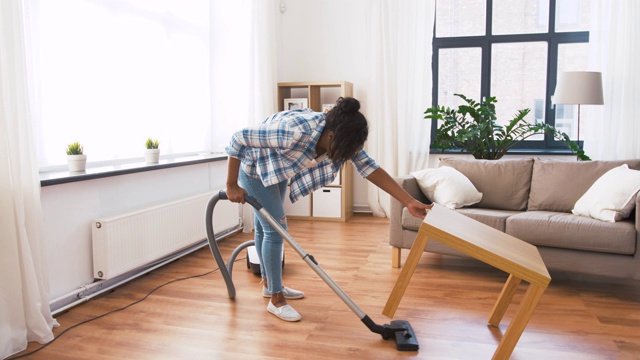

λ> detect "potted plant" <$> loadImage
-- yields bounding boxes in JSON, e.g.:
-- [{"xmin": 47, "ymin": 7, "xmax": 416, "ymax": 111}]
[
  {"xmin": 145, "ymin": 138, "xmax": 160, "ymax": 164},
  {"xmin": 425, "ymin": 94, "xmax": 590, "ymax": 160},
  {"xmin": 66, "ymin": 141, "xmax": 87, "ymax": 172}
]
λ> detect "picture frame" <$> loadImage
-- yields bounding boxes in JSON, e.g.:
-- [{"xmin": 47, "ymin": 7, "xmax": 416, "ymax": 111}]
[
  {"xmin": 284, "ymin": 98, "xmax": 308, "ymax": 110},
  {"xmin": 322, "ymin": 103, "xmax": 335, "ymax": 113}
]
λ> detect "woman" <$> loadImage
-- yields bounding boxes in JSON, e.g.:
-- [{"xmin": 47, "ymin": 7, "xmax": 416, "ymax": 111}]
[{"xmin": 225, "ymin": 97, "xmax": 430, "ymax": 322}]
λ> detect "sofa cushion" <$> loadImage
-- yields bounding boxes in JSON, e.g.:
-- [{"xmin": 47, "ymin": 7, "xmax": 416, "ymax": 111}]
[
  {"xmin": 439, "ymin": 157, "xmax": 534, "ymax": 211},
  {"xmin": 506, "ymin": 211, "xmax": 637, "ymax": 255},
  {"xmin": 572, "ymin": 164, "xmax": 640, "ymax": 222},
  {"xmin": 527, "ymin": 159, "xmax": 640, "ymax": 212},
  {"xmin": 410, "ymin": 166, "xmax": 482, "ymax": 209},
  {"xmin": 455, "ymin": 208, "xmax": 521, "ymax": 233}
]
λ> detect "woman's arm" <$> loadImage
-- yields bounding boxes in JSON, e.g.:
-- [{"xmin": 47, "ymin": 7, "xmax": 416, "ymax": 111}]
[
  {"xmin": 366, "ymin": 167, "xmax": 431, "ymax": 218},
  {"xmin": 226, "ymin": 156, "xmax": 248, "ymax": 203}
]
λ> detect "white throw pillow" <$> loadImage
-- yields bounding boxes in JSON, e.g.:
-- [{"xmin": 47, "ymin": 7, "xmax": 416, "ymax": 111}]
[
  {"xmin": 410, "ymin": 166, "xmax": 482, "ymax": 209},
  {"xmin": 572, "ymin": 164, "xmax": 640, "ymax": 222}
]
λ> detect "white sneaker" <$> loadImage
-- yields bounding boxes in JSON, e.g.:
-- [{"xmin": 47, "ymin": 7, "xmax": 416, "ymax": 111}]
[
  {"xmin": 267, "ymin": 301, "xmax": 301, "ymax": 322},
  {"xmin": 262, "ymin": 286, "xmax": 304, "ymax": 299}
]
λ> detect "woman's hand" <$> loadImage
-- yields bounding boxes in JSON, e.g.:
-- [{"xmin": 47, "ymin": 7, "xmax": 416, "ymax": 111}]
[
  {"xmin": 406, "ymin": 199, "xmax": 432, "ymax": 219},
  {"xmin": 225, "ymin": 156, "xmax": 247, "ymax": 203},
  {"xmin": 364, "ymin": 168, "xmax": 433, "ymax": 219},
  {"xmin": 226, "ymin": 183, "xmax": 248, "ymax": 204}
]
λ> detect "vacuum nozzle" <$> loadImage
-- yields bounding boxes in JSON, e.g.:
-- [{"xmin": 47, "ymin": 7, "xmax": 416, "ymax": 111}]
[
  {"xmin": 389, "ymin": 320, "xmax": 419, "ymax": 351},
  {"xmin": 361, "ymin": 316, "xmax": 419, "ymax": 351}
]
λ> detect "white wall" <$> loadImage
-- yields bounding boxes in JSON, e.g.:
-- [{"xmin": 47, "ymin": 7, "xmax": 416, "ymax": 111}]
[
  {"xmin": 278, "ymin": 0, "xmax": 372, "ymax": 211},
  {"xmin": 41, "ymin": 160, "xmax": 231, "ymax": 300}
]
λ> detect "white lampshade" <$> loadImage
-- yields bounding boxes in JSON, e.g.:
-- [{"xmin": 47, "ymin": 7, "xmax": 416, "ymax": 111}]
[{"xmin": 553, "ymin": 71, "xmax": 604, "ymax": 105}]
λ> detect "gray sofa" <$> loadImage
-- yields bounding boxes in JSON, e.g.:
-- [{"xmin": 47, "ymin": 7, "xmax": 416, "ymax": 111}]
[{"xmin": 390, "ymin": 158, "xmax": 640, "ymax": 280}]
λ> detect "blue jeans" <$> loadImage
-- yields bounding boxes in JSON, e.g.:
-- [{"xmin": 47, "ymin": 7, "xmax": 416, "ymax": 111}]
[{"xmin": 238, "ymin": 170, "xmax": 288, "ymax": 294}]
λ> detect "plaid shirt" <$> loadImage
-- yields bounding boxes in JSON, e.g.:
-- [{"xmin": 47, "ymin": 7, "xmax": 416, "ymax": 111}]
[{"xmin": 226, "ymin": 109, "xmax": 380, "ymax": 203}]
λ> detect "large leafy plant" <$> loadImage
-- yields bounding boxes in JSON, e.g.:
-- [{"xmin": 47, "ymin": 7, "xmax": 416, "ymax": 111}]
[{"xmin": 425, "ymin": 94, "xmax": 590, "ymax": 160}]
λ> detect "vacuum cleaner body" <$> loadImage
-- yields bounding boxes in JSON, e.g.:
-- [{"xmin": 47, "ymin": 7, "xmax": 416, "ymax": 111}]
[
  {"xmin": 246, "ymin": 245, "xmax": 261, "ymax": 275},
  {"xmin": 205, "ymin": 191, "xmax": 419, "ymax": 352},
  {"xmin": 246, "ymin": 244, "xmax": 284, "ymax": 276}
]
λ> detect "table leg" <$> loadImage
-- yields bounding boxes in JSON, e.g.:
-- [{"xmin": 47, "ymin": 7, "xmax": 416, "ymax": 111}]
[
  {"xmin": 488, "ymin": 274, "xmax": 522, "ymax": 327},
  {"xmin": 492, "ymin": 284, "xmax": 547, "ymax": 360},
  {"xmin": 382, "ymin": 231, "xmax": 430, "ymax": 318}
]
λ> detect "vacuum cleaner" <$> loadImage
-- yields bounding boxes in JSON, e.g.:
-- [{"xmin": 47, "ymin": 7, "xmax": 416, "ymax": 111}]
[{"xmin": 205, "ymin": 190, "xmax": 419, "ymax": 351}]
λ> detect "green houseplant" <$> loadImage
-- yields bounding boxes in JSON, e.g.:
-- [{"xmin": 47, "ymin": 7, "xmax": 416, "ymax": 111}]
[
  {"xmin": 66, "ymin": 141, "xmax": 87, "ymax": 172},
  {"xmin": 145, "ymin": 138, "xmax": 160, "ymax": 149},
  {"xmin": 425, "ymin": 94, "xmax": 590, "ymax": 160},
  {"xmin": 65, "ymin": 141, "xmax": 83, "ymax": 155},
  {"xmin": 145, "ymin": 138, "xmax": 160, "ymax": 164}
]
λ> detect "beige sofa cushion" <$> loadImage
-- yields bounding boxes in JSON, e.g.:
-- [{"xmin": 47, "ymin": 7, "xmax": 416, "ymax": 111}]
[
  {"xmin": 439, "ymin": 158, "xmax": 534, "ymax": 211},
  {"xmin": 527, "ymin": 159, "xmax": 640, "ymax": 212},
  {"xmin": 506, "ymin": 211, "xmax": 637, "ymax": 255},
  {"xmin": 455, "ymin": 208, "xmax": 521, "ymax": 233}
]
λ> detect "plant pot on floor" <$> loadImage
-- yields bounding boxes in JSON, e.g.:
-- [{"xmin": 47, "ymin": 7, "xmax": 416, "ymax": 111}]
[
  {"xmin": 67, "ymin": 154, "xmax": 87, "ymax": 172},
  {"xmin": 145, "ymin": 149, "xmax": 160, "ymax": 164}
]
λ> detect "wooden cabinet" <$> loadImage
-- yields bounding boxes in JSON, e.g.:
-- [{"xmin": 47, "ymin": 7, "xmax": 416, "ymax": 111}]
[{"xmin": 278, "ymin": 81, "xmax": 353, "ymax": 222}]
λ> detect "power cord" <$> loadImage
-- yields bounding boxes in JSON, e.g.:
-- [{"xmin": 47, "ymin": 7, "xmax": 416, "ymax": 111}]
[{"xmin": 8, "ymin": 257, "xmax": 245, "ymax": 359}]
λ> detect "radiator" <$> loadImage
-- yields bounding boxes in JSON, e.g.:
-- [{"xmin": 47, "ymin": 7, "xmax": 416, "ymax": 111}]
[{"xmin": 92, "ymin": 191, "xmax": 240, "ymax": 280}]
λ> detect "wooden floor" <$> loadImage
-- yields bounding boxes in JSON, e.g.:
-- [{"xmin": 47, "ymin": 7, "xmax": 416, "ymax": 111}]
[{"xmin": 13, "ymin": 215, "xmax": 640, "ymax": 359}]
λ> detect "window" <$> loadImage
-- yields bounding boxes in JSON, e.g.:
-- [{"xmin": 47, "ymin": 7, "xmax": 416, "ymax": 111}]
[
  {"xmin": 27, "ymin": 0, "xmax": 212, "ymax": 167},
  {"xmin": 432, "ymin": 0, "xmax": 591, "ymax": 152}
]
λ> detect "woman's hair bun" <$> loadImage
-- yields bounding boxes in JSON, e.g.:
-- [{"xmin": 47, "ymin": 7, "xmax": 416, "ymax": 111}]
[{"xmin": 335, "ymin": 97, "xmax": 360, "ymax": 113}]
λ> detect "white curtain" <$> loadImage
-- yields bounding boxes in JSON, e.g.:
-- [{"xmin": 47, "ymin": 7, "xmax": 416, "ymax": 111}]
[
  {"xmin": 586, "ymin": 0, "xmax": 640, "ymax": 160},
  {"xmin": 210, "ymin": 0, "xmax": 278, "ymax": 230},
  {"xmin": 365, "ymin": 0, "xmax": 435, "ymax": 217},
  {"xmin": 210, "ymin": 0, "xmax": 278, "ymax": 150},
  {"xmin": 1, "ymin": 1, "xmax": 58, "ymax": 358}
]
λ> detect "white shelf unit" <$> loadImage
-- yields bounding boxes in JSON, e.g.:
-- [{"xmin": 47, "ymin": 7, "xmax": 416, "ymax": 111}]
[{"xmin": 278, "ymin": 81, "xmax": 354, "ymax": 222}]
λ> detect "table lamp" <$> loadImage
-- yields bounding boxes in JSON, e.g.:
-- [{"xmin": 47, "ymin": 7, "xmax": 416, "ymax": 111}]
[{"xmin": 552, "ymin": 71, "xmax": 604, "ymax": 144}]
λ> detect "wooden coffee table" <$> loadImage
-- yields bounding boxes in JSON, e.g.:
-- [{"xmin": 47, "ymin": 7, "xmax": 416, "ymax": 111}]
[{"xmin": 383, "ymin": 204, "xmax": 551, "ymax": 359}]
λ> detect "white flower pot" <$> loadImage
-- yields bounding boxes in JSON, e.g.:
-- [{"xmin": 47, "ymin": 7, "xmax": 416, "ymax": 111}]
[
  {"xmin": 67, "ymin": 154, "xmax": 87, "ymax": 173},
  {"xmin": 145, "ymin": 149, "xmax": 160, "ymax": 164}
]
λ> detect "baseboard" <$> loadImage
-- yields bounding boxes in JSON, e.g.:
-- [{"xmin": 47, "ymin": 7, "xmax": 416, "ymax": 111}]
[{"xmin": 353, "ymin": 205, "xmax": 372, "ymax": 213}]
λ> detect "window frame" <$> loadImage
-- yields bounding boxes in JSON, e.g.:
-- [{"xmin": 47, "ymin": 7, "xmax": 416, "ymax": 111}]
[{"xmin": 430, "ymin": 0, "xmax": 589, "ymax": 153}]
